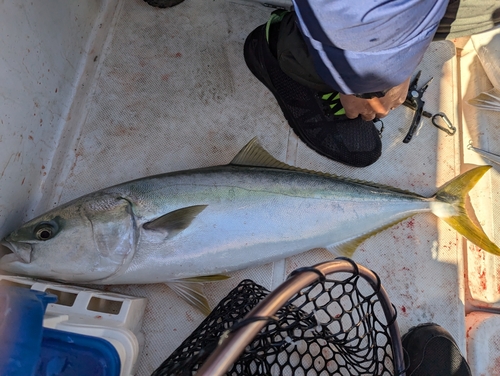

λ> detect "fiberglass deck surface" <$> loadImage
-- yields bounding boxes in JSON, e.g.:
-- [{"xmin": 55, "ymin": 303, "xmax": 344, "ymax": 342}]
[{"xmin": 47, "ymin": 0, "xmax": 468, "ymax": 374}]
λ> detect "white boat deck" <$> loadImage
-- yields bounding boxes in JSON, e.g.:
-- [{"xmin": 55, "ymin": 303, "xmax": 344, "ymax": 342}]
[{"xmin": 1, "ymin": 0, "xmax": 499, "ymax": 374}]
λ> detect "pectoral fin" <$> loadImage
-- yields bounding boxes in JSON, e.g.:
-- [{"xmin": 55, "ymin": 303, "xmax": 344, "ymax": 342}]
[
  {"xmin": 166, "ymin": 274, "xmax": 230, "ymax": 316},
  {"xmin": 143, "ymin": 205, "xmax": 208, "ymax": 239}
]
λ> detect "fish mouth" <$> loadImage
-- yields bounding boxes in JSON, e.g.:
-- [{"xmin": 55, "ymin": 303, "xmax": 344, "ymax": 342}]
[{"xmin": 0, "ymin": 240, "xmax": 32, "ymax": 264}]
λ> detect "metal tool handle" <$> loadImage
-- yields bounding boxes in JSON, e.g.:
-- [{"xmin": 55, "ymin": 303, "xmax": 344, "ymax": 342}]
[{"xmin": 403, "ymin": 105, "xmax": 423, "ymax": 143}]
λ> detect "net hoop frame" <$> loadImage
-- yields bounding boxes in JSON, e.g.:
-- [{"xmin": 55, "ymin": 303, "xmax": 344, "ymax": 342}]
[{"xmin": 196, "ymin": 257, "xmax": 406, "ymax": 375}]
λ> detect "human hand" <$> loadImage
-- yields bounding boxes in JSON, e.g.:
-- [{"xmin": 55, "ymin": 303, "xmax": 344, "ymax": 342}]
[{"xmin": 339, "ymin": 77, "xmax": 411, "ymax": 121}]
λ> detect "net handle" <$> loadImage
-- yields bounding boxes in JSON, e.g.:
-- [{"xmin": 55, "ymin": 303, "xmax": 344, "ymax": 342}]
[{"xmin": 196, "ymin": 258, "xmax": 406, "ymax": 376}]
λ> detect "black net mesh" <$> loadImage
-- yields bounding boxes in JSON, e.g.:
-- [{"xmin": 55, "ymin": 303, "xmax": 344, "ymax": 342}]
[{"xmin": 152, "ymin": 263, "xmax": 400, "ymax": 376}]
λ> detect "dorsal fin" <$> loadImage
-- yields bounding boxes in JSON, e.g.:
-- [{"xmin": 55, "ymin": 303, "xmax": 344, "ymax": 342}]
[
  {"xmin": 230, "ymin": 137, "xmax": 294, "ymax": 170},
  {"xmin": 231, "ymin": 138, "xmax": 424, "ymax": 197}
]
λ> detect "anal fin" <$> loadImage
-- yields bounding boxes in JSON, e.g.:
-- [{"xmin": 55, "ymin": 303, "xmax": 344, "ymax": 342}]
[{"xmin": 328, "ymin": 215, "xmax": 413, "ymax": 258}]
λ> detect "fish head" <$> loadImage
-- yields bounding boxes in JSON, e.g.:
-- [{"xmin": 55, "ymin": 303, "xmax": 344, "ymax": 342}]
[{"xmin": 0, "ymin": 194, "xmax": 137, "ymax": 283}]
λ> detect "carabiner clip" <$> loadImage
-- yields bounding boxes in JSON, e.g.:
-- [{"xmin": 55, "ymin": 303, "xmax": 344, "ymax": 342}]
[{"xmin": 431, "ymin": 112, "xmax": 456, "ymax": 136}]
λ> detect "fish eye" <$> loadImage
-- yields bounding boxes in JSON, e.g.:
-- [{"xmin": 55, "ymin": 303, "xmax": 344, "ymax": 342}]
[{"xmin": 34, "ymin": 223, "xmax": 56, "ymax": 241}]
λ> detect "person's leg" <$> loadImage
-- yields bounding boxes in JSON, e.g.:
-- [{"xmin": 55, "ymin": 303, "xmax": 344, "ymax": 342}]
[
  {"xmin": 276, "ymin": 1, "xmax": 500, "ymax": 91},
  {"xmin": 244, "ymin": 1, "xmax": 499, "ymax": 166},
  {"xmin": 435, "ymin": 0, "xmax": 500, "ymax": 40},
  {"xmin": 402, "ymin": 323, "xmax": 472, "ymax": 375},
  {"xmin": 244, "ymin": 11, "xmax": 382, "ymax": 167},
  {"xmin": 275, "ymin": 12, "xmax": 332, "ymax": 93}
]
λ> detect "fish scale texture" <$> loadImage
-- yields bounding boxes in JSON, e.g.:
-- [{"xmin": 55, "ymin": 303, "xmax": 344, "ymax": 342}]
[{"xmin": 52, "ymin": 0, "xmax": 464, "ymax": 374}]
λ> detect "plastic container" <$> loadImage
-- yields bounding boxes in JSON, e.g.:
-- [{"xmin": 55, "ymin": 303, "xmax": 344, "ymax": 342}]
[
  {"xmin": 38, "ymin": 327, "xmax": 121, "ymax": 376},
  {"xmin": 0, "ymin": 276, "xmax": 147, "ymax": 376},
  {"xmin": 0, "ymin": 284, "xmax": 122, "ymax": 376}
]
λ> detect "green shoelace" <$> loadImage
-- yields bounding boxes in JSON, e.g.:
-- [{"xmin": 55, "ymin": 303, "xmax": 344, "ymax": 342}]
[{"xmin": 321, "ymin": 92, "xmax": 346, "ymax": 116}]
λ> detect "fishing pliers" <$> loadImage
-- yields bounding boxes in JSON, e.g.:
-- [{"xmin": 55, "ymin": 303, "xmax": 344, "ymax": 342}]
[{"xmin": 402, "ymin": 71, "xmax": 456, "ymax": 143}]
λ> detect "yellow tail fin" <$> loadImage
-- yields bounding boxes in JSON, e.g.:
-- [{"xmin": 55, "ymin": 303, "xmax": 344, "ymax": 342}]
[{"xmin": 433, "ymin": 166, "xmax": 500, "ymax": 256}]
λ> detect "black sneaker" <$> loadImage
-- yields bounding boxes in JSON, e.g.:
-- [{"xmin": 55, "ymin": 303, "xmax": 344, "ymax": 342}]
[
  {"xmin": 402, "ymin": 323, "xmax": 472, "ymax": 376},
  {"xmin": 243, "ymin": 18, "xmax": 382, "ymax": 167}
]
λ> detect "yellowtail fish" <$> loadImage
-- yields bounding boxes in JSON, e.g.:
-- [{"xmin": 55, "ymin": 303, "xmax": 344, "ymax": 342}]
[{"xmin": 1, "ymin": 139, "xmax": 498, "ymax": 314}]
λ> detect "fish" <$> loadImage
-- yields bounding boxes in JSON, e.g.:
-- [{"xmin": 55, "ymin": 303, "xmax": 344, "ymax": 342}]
[{"xmin": 1, "ymin": 138, "xmax": 499, "ymax": 314}]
